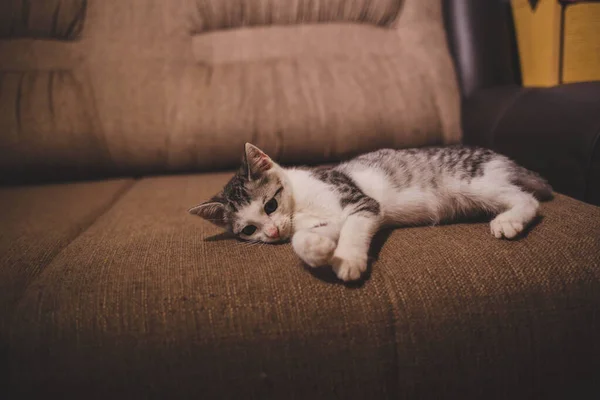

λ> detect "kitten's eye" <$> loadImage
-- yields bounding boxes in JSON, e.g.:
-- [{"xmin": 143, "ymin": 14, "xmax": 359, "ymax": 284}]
[
  {"xmin": 264, "ymin": 198, "xmax": 278, "ymax": 215},
  {"xmin": 241, "ymin": 225, "xmax": 257, "ymax": 236}
]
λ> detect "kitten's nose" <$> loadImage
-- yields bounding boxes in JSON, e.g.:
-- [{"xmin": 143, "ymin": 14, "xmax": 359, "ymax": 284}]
[{"xmin": 265, "ymin": 226, "xmax": 280, "ymax": 239}]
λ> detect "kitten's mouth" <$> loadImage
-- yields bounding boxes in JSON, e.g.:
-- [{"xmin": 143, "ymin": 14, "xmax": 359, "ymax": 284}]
[
  {"xmin": 263, "ymin": 232, "xmax": 289, "ymax": 244},
  {"xmin": 275, "ymin": 224, "xmax": 292, "ymax": 242}
]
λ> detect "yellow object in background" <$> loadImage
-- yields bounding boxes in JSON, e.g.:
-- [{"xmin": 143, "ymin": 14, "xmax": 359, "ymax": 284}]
[
  {"xmin": 563, "ymin": 3, "xmax": 600, "ymax": 83},
  {"xmin": 511, "ymin": 0, "xmax": 561, "ymax": 87},
  {"xmin": 511, "ymin": 0, "xmax": 600, "ymax": 87}
]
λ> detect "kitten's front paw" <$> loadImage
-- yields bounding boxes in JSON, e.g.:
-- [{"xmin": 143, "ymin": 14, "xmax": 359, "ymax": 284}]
[
  {"xmin": 331, "ymin": 255, "xmax": 367, "ymax": 282},
  {"xmin": 490, "ymin": 215, "xmax": 524, "ymax": 239},
  {"xmin": 292, "ymin": 232, "xmax": 336, "ymax": 268}
]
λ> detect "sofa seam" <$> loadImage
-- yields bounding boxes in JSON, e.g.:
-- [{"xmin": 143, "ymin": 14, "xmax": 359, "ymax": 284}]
[
  {"xmin": 67, "ymin": 178, "xmax": 138, "ymax": 244},
  {"xmin": 25, "ymin": 178, "xmax": 137, "ymax": 275},
  {"xmin": 6, "ymin": 178, "xmax": 138, "ymax": 338}
]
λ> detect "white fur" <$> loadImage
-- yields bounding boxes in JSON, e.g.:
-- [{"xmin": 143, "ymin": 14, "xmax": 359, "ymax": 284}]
[
  {"xmin": 279, "ymin": 160, "xmax": 539, "ymax": 281},
  {"xmin": 208, "ymin": 150, "xmax": 541, "ymax": 282}
]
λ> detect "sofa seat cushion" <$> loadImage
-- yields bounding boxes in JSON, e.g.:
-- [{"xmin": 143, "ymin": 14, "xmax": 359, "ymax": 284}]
[
  {"xmin": 6, "ymin": 173, "xmax": 600, "ymax": 399},
  {"xmin": 0, "ymin": 179, "xmax": 133, "ymax": 343}
]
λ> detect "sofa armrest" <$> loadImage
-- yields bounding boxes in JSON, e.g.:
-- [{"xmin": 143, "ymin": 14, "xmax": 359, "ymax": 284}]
[
  {"xmin": 443, "ymin": 0, "xmax": 520, "ymax": 98},
  {"xmin": 462, "ymin": 82, "xmax": 600, "ymax": 206}
]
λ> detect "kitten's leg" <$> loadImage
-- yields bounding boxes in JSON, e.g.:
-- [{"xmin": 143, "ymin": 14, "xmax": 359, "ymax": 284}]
[
  {"xmin": 292, "ymin": 223, "xmax": 340, "ymax": 268},
  {"xmin": 489, "ymin": 188, "xmax": 539, "ymax": 239},
  {"xmin": 331, "ymin": 214, "xmax": 381, "ymax": 281}
]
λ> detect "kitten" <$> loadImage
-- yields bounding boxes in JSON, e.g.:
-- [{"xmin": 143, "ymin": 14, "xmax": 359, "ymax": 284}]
[{"xmin": 189, "ymin": 143, "xmax": 552, "ymax": 281}]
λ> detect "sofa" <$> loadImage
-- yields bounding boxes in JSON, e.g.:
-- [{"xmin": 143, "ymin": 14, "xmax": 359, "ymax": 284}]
[{"xmin": 1, "ymin": 0, "xmax": 599, "ymax": 399}]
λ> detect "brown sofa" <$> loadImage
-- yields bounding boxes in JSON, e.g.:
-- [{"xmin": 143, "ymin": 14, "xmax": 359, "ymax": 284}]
[{"xmin": 1, "ymin": 1, "xmax": 599, "ymax": 399}]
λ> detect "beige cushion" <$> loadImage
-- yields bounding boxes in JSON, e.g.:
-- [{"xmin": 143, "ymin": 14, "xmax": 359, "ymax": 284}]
[
  {"xmin": 0, "ymin": 70, "xmax": 114, "ymax": 183},
  {"xmin": 0, "ymin": 0, "xmax": 460, "ymax": 182}
]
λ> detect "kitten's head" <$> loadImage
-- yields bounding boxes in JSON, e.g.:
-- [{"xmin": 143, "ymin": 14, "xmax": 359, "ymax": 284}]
[{"xmin": 189, "ymin": 143, "xmax": 294, "ymax": 243}]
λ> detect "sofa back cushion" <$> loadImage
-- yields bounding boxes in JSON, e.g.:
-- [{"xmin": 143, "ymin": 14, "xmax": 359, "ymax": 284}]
[{"xmin": 0, "ymin": 0, "xmax": 460, "ymax": 183}]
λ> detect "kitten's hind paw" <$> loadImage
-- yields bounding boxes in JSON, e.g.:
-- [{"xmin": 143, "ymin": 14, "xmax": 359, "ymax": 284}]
[
  {"xmin": 331, "ymin": 256, "xmax": 367, "ymax": 282},
  {"xmin": 292, "ymin": 232, "xmax": 336, "ymax": 268},
  {"xmin": 490, "ymin": 216, "xmax": 524, "ymax": 239}
]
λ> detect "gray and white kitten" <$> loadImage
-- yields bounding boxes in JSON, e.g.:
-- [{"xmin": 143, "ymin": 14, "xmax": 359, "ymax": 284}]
[{"xmin": 190, "ymin": 143, "xmax": 552, "ymax": 281}]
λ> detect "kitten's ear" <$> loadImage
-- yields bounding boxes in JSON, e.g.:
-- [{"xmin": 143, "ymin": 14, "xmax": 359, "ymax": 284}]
[
  {"xmin": 188, "ymin": 201, "xmax": 227, "ymax": 228},
  {"xmin": 244, "ymin": 143, "xmax": 273, "ymax": 180}
]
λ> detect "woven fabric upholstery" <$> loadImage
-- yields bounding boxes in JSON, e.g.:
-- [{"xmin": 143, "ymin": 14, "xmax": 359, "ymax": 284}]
[
  {"xmin": 5, "ymin": 173, "xmax": 599, "ymax": 399},
  {"xmin": 0, "ymin": 178, "xmax": 132, "ymax": 348}
]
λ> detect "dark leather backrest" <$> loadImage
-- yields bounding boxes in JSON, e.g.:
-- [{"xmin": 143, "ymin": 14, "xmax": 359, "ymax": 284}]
[{"xmin": 443, "ymin": 0, "xmax": 521, "ymax": 98}]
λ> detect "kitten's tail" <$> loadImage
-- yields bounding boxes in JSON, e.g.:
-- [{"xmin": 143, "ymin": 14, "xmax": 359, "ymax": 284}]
[{"xmin": 512, "ymin": 166, "xmax": 554, "ymax": 201}]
